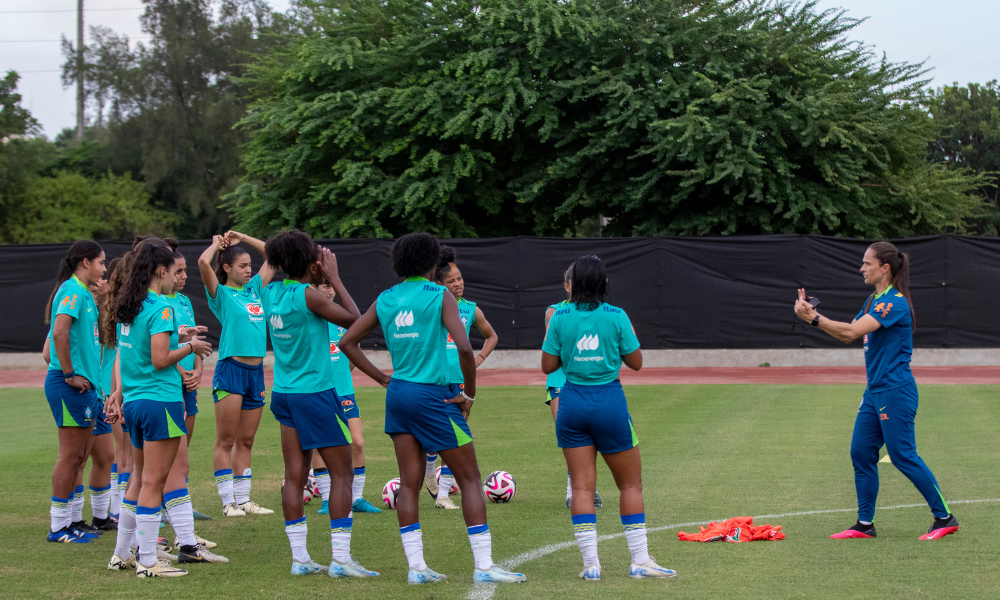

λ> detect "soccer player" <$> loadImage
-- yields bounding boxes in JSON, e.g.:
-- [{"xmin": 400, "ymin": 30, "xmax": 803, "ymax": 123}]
[
  {"xmin": 104, "ymin": 241, "xmax": 213, "ymax": 578},
  {"xmin": 426, "ymin": 245, "xmax": 498, "ymax": 510},
  {"xmin": 198, "ymin": 231, "xmax": 275, "ymax": 516},
  {"xmin": 43, "ymin": 240, "xmax": 107, "ymax": 544},
  {"xmin": 261, "ymin": 229, "xmax": 378, "ymax": 578},
  {"xmin": 102, "ymin": 258, "xmax": 132, "ymax": 524},
  {"xmin": 340, "ymin": 232, "xmax": 526, "ymax": 585},
  {"xmin": 312, "ymin": 281, "xmax": 382, "ymax": 515},
  {"xmin": 794, "ymin": 241, "xmax": 959, "ymax": 540},
  {"xmin": 545, "ymin": 264, "xmax": 602, "ymax": 509},
  {"xmin": 541, "ymin": 255, "xmax": 675, "ymax": 581}
]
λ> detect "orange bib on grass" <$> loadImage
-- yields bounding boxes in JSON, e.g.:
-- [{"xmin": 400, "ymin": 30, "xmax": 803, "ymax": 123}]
[{"xmin": 678, "ymin": 517, "xmax": 785, "ymax": 543}]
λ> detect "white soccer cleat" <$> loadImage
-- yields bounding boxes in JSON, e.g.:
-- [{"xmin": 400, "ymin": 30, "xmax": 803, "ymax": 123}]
[
  {"xmin": 222, "ymin": 502, "xmax": 246, "ymax": 517},
  {"xmin": 579, "ymin": 564, "xmax": 601, "ymax": 581},
  {"xmin": 435, "ymin": 497, "xmax": 460, "ymax": 510},
  {"xmin": 291, "ymin": 560, "xmax": 326, "ymax": 575},
  {"xmin": 108, "ymin": 553, "xmax": 136, "ymax": 571},
  {"xmin": 424, "ymin": 472, "xmax": 439, "ymax": 496},
  {"xmin": 629, "ymin": 557, "xmax": 676, "ymax": 579},
  {"xmin": 328, "ymin": 557, "xmax": 379, "ymax": 578},
  {"xmin": 473, "ymin": 565, "xmax": 527, "ymax": 583},
  {"xmin": 238, "ymin": 500, "xmax": 274, "ymax": 515},
  {"xmin": 407, "ymin": 567, "xmax": 447, "ymax": 584},
  {"xmin": 157, "ymin": 547, "xmax": 178, "ymax": 562},
  {"xmin": 136, "ymin": 559, "xmax": 188, "ymax": 578}
]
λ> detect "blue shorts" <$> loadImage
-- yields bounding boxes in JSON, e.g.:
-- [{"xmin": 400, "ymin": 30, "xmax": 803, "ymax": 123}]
[
  {"xmin": 44, "ymin": 370, "xmax": 100, "ymax": 428},
  {"xmin": 93, "ymin": 404, "xmax": 112, "ymax": 436},
  {"xmin": 271, "ymin": 388, "xmax": 351, "ymax": 450},
  {"xmin": 556, "ymin": 381, "xmax": 637, "ymax": 454},
  {"xmin": 183, "ymin": 390, "xmax": 198, "ymax": 416},
  {"xmin": 212, "ymin": 358, "xmax": 266, "ymax": 409},
  {"xmin": 123, "ymin": 398, "xmax": 188, "ymax": 449},
  {"xmin": 384, "ymin": 379, "xmax": 473, "ymax": 454},
  {"xmin": 339, "ymin": 393, "xmax": 359, "ymax": 420},
  {"xmin": 546, "ymin": 387, "xmax": 561, "ymax": 405}
]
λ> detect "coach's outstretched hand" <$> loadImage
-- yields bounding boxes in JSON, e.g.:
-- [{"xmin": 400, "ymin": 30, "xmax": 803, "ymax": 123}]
[{"xmin": 794, "ymin": 288, "xmax": 817, "ymax": 322}]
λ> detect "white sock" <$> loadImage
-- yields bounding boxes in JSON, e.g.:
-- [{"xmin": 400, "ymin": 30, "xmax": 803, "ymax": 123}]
[
  {"xmin": 468, "ymin": 524, "xmax": 493, "ymax": 570},
  {"xmin": 352, "ymin": 467, "xmax": 366, "ymax": 503},
  {"xmin": 437, "ymin": 466, "xmax": 453, "ymax": 501},
  {"xmin": 859, "ymin": 520, "xmax": 872, "ymax": 525},
  {"xmin": 50, "ymin": 496, "xmax": 70, "ymax": 533},
  {"xmin": 165, "ymin": 488, "xmax": 196, "ymax": 547},
  {"xmin": 114, "ymin": 500, "xmax": 137, "ymax": 558},
  {"xmin": 400, "ymin": 523, "xmax": 426, "ymax": 571},
  {"xmin": 71, "ymin": 485, "xmax": 84, "ymax": 522},
  {"xmin": 425, "ymin": 454, "xmax": 437, "ymax": 476},
  {"xmin": 314, "ymin": 468, "xmax": 331, "ymax": 502},
  {"xmin": 566, "ymin": 472, "xmax": 573, "ymax": 499},
  {"xmin": 572, "ymin": 514, "xmax": 599, "ymax": 568},
  {"xmin": 90, "ymin": 485, "xmax": 112, "ymax": 519},
  {"xmin": 109, "ymin": 465, "xmax": 119, "ymax": 516},
  {"xmin": 214, "ymin": 469, "xmax": 234, "ymax": 505},
  {"xmin": 330, "ymin": 517, "xmax": 352, "ymax": 563},
  {"xmin": 234, "ymin": 469, "xmax": 252, "ymax": 504},
  {"xmin": 621, "ymin": 513, "xmax": 650, "ymax": 565},
  {"xmin": 285, "ymin": 517, "xmax": 310, "ymax": 563},
  {"xmin": 135, "ymin": 506, "xmax": 162, "ymax": 568}
]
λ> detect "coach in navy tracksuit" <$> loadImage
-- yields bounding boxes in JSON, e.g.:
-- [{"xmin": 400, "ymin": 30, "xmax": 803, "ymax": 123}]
[{"xmin": 794, "ymin": 241, "xmax": 958, "ymax": 541}]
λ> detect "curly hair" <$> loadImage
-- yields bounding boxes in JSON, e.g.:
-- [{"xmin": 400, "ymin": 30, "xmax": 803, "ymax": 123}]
[
  {"xmin": 264, "ymin": 229, "xmax": 318, "ymax": 278},
  {"xmin": 109, "ymin": 242, "xmax": 176, "ymax": 332},
  {"xmin": 215, "ymin": 245, "xmax": 249, "ymax": 285},
  {"xmin": 435, "ymin": 245, "xmax": 458, "ymax": 282},
  {"xmin": 99, "ymin": 257, "xmax": 122, "ymax": 348},
  {"xmin": 390, "ymin": 233, "xmax": 440, "ymax": 278},
  {"xmin": 44, "ymin": 240, "xmax": 104, "ymax": 325},
  {"xmin": 570, "ymin": 255, "xmax": 608, "ymax": 311}
]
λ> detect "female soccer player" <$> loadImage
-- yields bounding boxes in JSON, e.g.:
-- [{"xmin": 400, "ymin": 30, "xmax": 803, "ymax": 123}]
[
  {"xmin": 199, "ymin": 231, "xmax": 275, "ymax": 516},
  {"xmin": 104, "ymin": 241, "xmax": 213, "ymax": 578},
  {"xmin": 312, "ymin": 281, "xmax": 382, "ymax": 516},
  {"xmin": 44, "ymin": 240, "xmax": 106, "ymax": 544},
  {"xmin": 425, "ymin": 246, "xmax": 498, "ymax": 510},
  {"xmin": 261, "ymin": 230, "xmax": 377, "ymax": 577},
  {"xmin": 544, "ymin": 264, "xmax": 602, "ymax": 509},
  {"xmin": 164, "ymin": 239, "xmax": 203, "ymax": 442},
  {"xmin": 102, "ymin": 258, "xmax": 131, "ymax": 523},
  {"xmin": 794, "ymin": 241, "xmax": 958, "ymax": 540},
  {"xmin": 541, "ymin": 255, "xmax": 675, "ymax": 581},
  {"xmin": 340, "ymin": 232, "xmax": 526, "ymax": 585}
]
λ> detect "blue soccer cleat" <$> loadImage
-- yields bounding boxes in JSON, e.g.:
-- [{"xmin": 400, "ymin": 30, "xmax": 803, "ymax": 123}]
[
  {"xmin": 352, "ymin": 498, "xmax": 382, "ymax": 513},
  {"xmin": 579, "ymin": 564, "xmax": 601, "ymax": 581},
  {"xmin": 291, "ymin": 560, "xmax": 327, "ymax": 575},
  {"xmin": 473, "ymin": 565, "xmax": 527, "ymax": 584},
  {"xmin": 47, "ymin": 527, "xmax": 90, "ymax": 543},
  {"xmin": 407, "ymin": 567, "xmax": 447, "ymax": 584},
  {"xmin": 629, "ymin": 557, "xmax": 677, "ymax": 579},
  {"xmin": 328, "ymin": 557, "xmax": 379, "ymax": 578},
  {"xmin": 317, "ymin": 500, "xmax": 329, "ymax": 515}
]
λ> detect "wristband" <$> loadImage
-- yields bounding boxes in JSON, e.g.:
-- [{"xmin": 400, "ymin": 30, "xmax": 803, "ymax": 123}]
[
  {"xmin": 63, "ymin": 371, "xmax": 76, "ymax": 378},
  {"xmin": 461, "ymin": 391, "xmax": 475, "ymax": 402},
  {"xmin": 811, "ymin": 315, "xmax": 821, "ymax": 327}
]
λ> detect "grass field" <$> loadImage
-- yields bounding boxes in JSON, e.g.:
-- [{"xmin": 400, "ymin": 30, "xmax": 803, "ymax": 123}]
[{"xmin": 3, "ymin": 383, "xmax": 1000, "ymax": 599}]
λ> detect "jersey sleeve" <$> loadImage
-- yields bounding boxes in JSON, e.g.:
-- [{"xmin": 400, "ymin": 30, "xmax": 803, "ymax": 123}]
[
  {"xmin": 149, "ymin": 302, "xmax": 175, "ymax": 336},
  {"xmin": 619, "ymin": 312, "xmax": 640, "ymax": 355},
  {"xmin": 541, "ymin": 313, "xmax": 562, "ymax": 356},
  {"xmin": 54, "ymin": 286, "xmax": 83, "ymax": 320},
  {"xmin": 205, "ymin": 285, "xmax": 222, "ymax": 317},
  {"xmin": 248, "ymin": 274, "xmax": 263, "ymax": 297},
  {"xmin": 869, "ymin": 293, "xmax": 908, "ymax": 329}
]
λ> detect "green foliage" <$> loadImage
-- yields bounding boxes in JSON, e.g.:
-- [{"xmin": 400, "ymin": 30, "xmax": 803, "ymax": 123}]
[{"xmin": 227, "ymin": 0, "xmax": 986, "ymax": 238}]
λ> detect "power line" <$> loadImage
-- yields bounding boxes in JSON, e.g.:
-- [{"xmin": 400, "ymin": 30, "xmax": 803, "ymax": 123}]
[
  {"xmin": 0, "ymin": 7, "xmax": 143, "ymax": 13},
  {"xmin": 0, "ymin": 37, "xmax": 151, "ymax": 42},
  {"xmin": 6, "ymin": 70, "xmax": 63, "ymax": 73}
]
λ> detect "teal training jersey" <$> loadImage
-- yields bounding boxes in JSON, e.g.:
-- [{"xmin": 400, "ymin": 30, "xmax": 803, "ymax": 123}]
[
  {"xmin": 545, "ymin": 301, "xmax": 568, "ymax": 389},
  {"xmin": 264, "ymin": 280, "xmax": 334, "ymax": 394},
  {"xmin": 119, "ymin": 291, "xmax": 182, "ymax": 402},
  {"xmin": 376, "ymin": 277, "xmax": 450, "ymax": 385},
  {"xmin": 48, "ymin": 275, "xmax": 101, "ymax": 387},
  {"xmin": 328, "ymin": 322, "xmax": 355, "ymax": 396},
  {"xmin": 165, "ymin": 292, "xmax": 197, "ymax": 371},
  {"xmin": 99, "ymin": 345, "xmax": 117, "ymax": 398},
  {"xmin": 541, "ymin": 302, "xmax": 640, "ymax": 386},
  {"xmin": 445, "ymin": 297, "xmax": 477, "ymax": 384},
  {"xmin": 206, "ymin": 274, "xmax": 266, "ymax": 359}
]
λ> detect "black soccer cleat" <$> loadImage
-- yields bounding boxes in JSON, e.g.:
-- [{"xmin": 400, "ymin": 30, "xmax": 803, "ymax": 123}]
[{"xmin": 91, "ymin": 516, "xmax": 118, "ymax": 531}]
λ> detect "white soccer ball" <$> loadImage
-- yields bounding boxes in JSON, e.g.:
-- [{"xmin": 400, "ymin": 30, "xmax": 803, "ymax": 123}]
[
  {"xmin": 382, "ymin": 477, "xmax": 401, "ymax": 509},
  {"xmin": 425, "ymin": 466, "xmax": 461, "ymax": 498},
  {"xmin": 483, "ymin": 470, "xmax": 516, "ymax": 503}
]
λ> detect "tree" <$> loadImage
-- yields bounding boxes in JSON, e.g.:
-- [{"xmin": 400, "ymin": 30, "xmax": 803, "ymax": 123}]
[
  {"xmin": 226, "ymin": 0, "xmax": 986, "ymax": 239},
  {"xmin": 0, "ymin": 71, "xmax": 51, "ymax": 233}
]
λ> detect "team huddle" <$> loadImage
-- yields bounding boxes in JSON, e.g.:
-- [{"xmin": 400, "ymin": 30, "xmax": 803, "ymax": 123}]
[{"xmin": 41, "ymin": 229, "xmax": 956, "ymax": 585}]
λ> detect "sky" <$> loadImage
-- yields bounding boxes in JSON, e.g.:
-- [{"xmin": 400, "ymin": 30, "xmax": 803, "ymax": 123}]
[{"xmin": 1, "ymin": 0, "xmax": 997, "ymax": 139}]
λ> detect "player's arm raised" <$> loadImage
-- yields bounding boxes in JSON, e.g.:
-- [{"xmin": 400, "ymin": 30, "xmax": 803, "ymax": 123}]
[{"xmin": 794, "ymin": 288, "xmax": 880, "ymax": 344}]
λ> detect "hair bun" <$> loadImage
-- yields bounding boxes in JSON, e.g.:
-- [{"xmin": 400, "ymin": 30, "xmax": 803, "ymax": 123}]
[
  {"xmin": 164, "ymin": 238, "xmax": 179, "ymax": 252},
  {"xmin": 438, "ymin": 245, "xmax": 457, "ymax": 268}
]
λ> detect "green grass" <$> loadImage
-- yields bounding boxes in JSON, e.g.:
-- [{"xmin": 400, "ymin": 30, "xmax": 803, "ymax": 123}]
[{"xmin": 2, "ymin": 384, "xmax": 1000, "ymax": 599}]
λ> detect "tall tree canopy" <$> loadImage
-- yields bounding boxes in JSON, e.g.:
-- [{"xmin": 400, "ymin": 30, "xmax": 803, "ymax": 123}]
[{"xmin": 227, "ymin": 0, "xmax": 986, "ymax": 238}]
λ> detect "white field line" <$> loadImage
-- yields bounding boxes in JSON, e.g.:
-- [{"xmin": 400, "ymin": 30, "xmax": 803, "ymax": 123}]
[{"xmin": 464, "ymin": 498, "xmax": 1000, "ymax": 600}]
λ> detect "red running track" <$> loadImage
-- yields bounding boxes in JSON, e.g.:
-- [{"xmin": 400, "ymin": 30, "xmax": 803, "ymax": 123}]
[{"xmin": 4, "ymin": 367, "xmax": 1000, "ymax": 388}]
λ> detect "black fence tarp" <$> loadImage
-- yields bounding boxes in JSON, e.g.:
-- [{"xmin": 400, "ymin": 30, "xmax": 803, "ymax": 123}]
[{"xmin": 5, "ymin": 235, "xmax": 1000, "ymax": 353}]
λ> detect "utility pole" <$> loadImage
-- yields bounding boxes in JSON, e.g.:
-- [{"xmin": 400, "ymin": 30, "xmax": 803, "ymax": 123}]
[{"xmin": 75, "ymin": 0, "xmax": 84, "ymax": 140}]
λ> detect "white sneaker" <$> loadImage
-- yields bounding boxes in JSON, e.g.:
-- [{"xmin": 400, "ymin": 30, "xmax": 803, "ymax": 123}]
[
  {"xmin": 629, "ymin": 557, "xmax": 676, "ymax": 578},
  {"xmin": 407, "ymin": 566, "xmax": 447, "ymax": 584},
  {"xmin": 108, "ymin": 553, "xmax": 136, "ymax": 571},
  {"xmin": 222, "ymin": 502, "xmax": 246, "ymax": 517},
  {"xmin": 424, "ymin": 472, "xmax": 439, "ymax": 497},
  {"xmin": 238, "ymin": 500, "xmax": 274, "ymax": 515},
  {"xmin": 435, "ymin": 497, "xmax": 460, "ymax": 510},
  {"xmin": 175, "ymin": 534, "xmax": 216, "ymax": 549},
  {"xmin": 473, "ymin": 565, "xmax": 527, "ymax": 583},
  {"xmin": 136, "ymin": 559, "xmax": 188, "ymax": 578},
  {"xmin": 291, "ymin": 560, "xmax": 326, "ymax": 575},
  {"xmin": 328, "ymin": 557, "xmax": 379, "ymax": 578},
  {"xmin": 579, "ymin": 564, "xmax": 601, "ymax": 580}
]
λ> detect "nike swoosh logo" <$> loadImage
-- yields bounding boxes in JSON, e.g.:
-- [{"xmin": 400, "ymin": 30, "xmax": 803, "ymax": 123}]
[{"xmin": 879, "ymin": 406, "xmax": 886, "ymax": 411}]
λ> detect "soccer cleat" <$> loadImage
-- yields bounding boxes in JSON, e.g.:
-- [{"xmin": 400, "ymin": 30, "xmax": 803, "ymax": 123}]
[
  {"xmin": 317, "ymin": 500, "xmax": 329, "ymax": 515},
  {"xmin": 593, "ymin": 491, "xmax": 603, "ymax": 509},
  {"xmin": 91, "ymin": 516, "xmax": 118, "ymax": 531},
  {"xmin": 291, "ymin": 560, "xmax": 327, "ymax": 575},
  {"xmin": 192, "ymin": 510, "xmax": 213, "ymax": 521},
  {"xmin": 70, "ymin": 525, "xmax": 99, "ymax": 539},
  {"xmin": 136, "ymin": 559, "xmax": 188, "ymax": 578},
  {"xmin": 174, "ymin": 534, "xmax": 216, "ymax": 549},
  {"xmin": 222, "ymin": 502, "xmax": 246, "ymax": 517},
  {"xmin": 238, "ymin": 500, "xmax": 274, "ymax": 515},
  {"xmin": 328, "ymin": 557, "xmax": 379, "ymax": 578},
  {"xmin": 579, "ymin": 564, "xmax": 601, "ymax": 581},
  {"xmin": 408, "ymin": 567, "xmax": 447, "ymax": 584},
  {"xmin": 108, "ymin": 553, "xmax": 137, "ymax": 570},
  {"xmin": 158, "ymin": 547, "xmax": 178, "ymax": 562},
  {"xmin": 47, "ymin": 527, "xmax": 90, "ymax": 543},
  {"xmin": 831, "ymin": 521, "xmax": 876, "ymax": 539},
  {"xmin": 157, "ymin": 537, "xmax": 172, "ymax": 551},
  {"xmin": 473, "ymin": 565, "xmax": 527, "ymax": 584},
  {"xmin": 352, "ymin": 498, "xmax": 382, "ymax": 513},
  {"xmin": 565, "ymin": 496, "xmax": 572, "ymax": 509},
  {"xmin": 629, "ymin": 557, "xmax": 677, "ymax": 579},
  {"xmin": 919, "ymin": 514, "xmax": 959, "ymax": 540},
  {"xmin": 178, "ymin": 544, "xmax": 229, "ymax": 563},
  {"xmin": 435, "ymin": 497, "xmax": 460, "ymax": 510},
  {"xmin": 424, "ymin": 472, "xmax": 439, "ymax": 497},
  {"xmin": 72, "ymin": 520, "xmax": 102, "ymax": 535}
]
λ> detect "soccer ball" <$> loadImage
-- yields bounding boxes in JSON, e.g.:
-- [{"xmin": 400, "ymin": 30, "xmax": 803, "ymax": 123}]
[
  {"xmin": 303, "ymin": 471, "xmax": 320, "ymax": 504},
  {"xmin": 425, "ymin": 466, "xmax": 461, "ymax": 498},
  {"xmin": 483, "ymin": 471, "xmax": 516, "ymax": 503},
  {"xmin": 382, "ymin": 477, "xmax": 401, "ymax": 509}
]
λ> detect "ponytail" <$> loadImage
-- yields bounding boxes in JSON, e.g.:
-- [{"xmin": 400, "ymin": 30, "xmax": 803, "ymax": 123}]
[
  {"xmin": 45, "ymin": 240, "xmax": 104, "ymax": 325},
  {"xmin": 215, "ymin": 245, "xmax": 248, "ymax": 286},
  {"xmin": 867, "ymin": 241, "xmax": 914, "ymax": 327},
  {"xmin": 110, "ymin": 242, "xmax": 175, "ymax": 331}
]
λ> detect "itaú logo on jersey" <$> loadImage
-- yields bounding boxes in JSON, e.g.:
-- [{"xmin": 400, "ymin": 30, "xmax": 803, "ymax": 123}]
[{"xmin": 576, "ymin": 334, "xmax": 600, "ymax": 351}]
